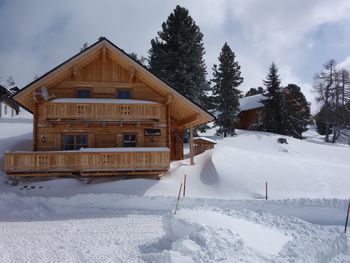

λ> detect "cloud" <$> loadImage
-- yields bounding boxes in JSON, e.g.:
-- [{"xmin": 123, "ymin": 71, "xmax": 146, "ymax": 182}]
[
  {"xmin": 338, "ymin": 56, "xmax": 350, "ymax": 71},
  {"xmin": 0, "ymin": 0, "xmax": 350, "ymax": 114}
]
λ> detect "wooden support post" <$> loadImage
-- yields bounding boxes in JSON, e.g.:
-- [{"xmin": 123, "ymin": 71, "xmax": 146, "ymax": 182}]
[
  {"xmin": 190, "ymin": 123, "xmax": 194, "ymax": 165},
  {"xmin": 33, "ymin": 99, "xmax": 38, "ymax": 151},
  {"xmin": 167, "ymin": 104, "xmax": 171, "ymax": 149}
]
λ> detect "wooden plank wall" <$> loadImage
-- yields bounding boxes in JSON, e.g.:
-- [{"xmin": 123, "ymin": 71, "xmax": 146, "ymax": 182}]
[{"xmin": 30, "ymin": 54, "xmax": 185, "ymax": 161}]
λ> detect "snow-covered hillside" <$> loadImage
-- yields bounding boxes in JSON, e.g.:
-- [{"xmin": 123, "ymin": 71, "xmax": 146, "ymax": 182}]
[{"xmin": 1, "ymin": 118, "xmax": 350, "ymax": 262}]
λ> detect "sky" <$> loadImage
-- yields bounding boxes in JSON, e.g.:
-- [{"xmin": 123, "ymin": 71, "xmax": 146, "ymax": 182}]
[{"xmin": 1, "ymin": 0, "xmax": 350, "ymax": 113}]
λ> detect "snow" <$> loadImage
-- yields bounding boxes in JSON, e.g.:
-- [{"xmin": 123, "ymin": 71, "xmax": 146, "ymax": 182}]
[
  {"xmin": 79, "ymin": 147, "xmax": 169, "ymax": 152},
  {"xmin": 239, "ymin": 93, "xmax": 264, "ymax": 111},
  {"xmin": 175, "ymin": 209, "xmax": 291, "ymax": 255},
  {"xmin": 1, "ymin": 119, "xmax": 350, "ymax": 262},
  {"xmin": 193, "ymin": 137, "xmax": 216, "ymax": 144},
  {"xmin": 52, "ymin": 98, "xmax": 159, "ymax": 104}
]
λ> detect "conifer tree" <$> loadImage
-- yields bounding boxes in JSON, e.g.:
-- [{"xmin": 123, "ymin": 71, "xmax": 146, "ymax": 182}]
[
  {"xmin": 280, "ymin": 84, "xmax": 310, "ymax": 139},
  {"xmin": 148, "ymin": 5, "xmax": 209, "ymax": 106},
  {"xmin": 212, "ymin": 42, "xmax": 243, "ymax": 137},
  {"xmin": 259, "ymin": 63, "xmax": 283, "ymax": 133}
]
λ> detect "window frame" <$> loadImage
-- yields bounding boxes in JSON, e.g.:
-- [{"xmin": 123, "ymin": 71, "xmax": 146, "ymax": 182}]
[
  {"xmin": 75, "ymin": 87, "xmax": 92, "ymax": 98},
  {"xmin": 116, "ymin": 88, "xmax": 132, "ymax": 99},
  {"xmin": 123, "ymin": 134, "xmax": 137, "ymax": 147},
  {"xmin": 62, "ymin": 134, "xmax": 88, "ymax": 150}
]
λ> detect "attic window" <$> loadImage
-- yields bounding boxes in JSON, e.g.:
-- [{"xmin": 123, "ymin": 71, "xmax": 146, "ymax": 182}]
[
  {"xmin": 117, "ymin": 90, "xmax": 131, "ymax": 99},
  {"xmin": 76, "ymin": 88, "xmax": 91, "ymax": 98}
]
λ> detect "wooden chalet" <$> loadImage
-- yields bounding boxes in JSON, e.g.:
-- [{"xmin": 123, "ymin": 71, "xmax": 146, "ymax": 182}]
[
  {"xmin": 4, "ymin": 37, "xmax": 214, "ymax": 178},
  {"xmin": 193, "ymin": 137, "xmax": 216, "ymax": 155},
  {"xmin": 236, "ymin": 94, "xmax": 264, "ymax": 130},
  {"xmin": 0, "ymin": 84, "xmax": 20, "ymax": 118}
]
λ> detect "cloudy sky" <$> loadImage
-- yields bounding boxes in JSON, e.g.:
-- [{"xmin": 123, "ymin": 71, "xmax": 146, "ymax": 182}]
[{"xmin": 1, "ymin": 0, "xmax": 350, "ymax": 112}]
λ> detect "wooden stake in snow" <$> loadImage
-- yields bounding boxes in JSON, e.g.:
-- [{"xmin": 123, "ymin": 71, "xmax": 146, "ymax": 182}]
[
  {"xmin": 183, "ymin": 174, "xmax": 187, "ymax": 197},
  {"xmin": 265, "ymin": 181, "xmax": 268, "ymax": 200},
  {"xmin": 344, "ymin": 202, "xmax": 350, "ymax": 233},
  {"xmin": 174, "ymin": 183, "xmax": 183, "ymax": 215}
]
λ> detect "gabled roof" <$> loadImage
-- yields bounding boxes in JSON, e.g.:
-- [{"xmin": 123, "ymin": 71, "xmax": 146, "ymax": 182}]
[
  {"xmin": 0, "ymin": 85, "xmax": 20, "ymax": 112},
  {"xmin": 239, "ymin": 94, "xmax": 265, "ymax": 112},
  {"xmin": 12, "ymin": 37, "xmax": 214, "ymax": 128}
]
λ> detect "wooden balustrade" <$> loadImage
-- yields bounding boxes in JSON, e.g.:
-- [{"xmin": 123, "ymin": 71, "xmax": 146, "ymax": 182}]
[
  {"xmin": 4, "ymin": 149, "xmax": 170, "ymax": 176},
  {"xmin": 43, "ymin": 102, "xmax": 162, "ymax": 121}
]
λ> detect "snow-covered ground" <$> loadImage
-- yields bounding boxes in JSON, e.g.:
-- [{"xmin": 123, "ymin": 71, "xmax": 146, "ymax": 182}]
[{"xmin": 1, "ymin": 117, "xmax": 350, "ymax": 262}]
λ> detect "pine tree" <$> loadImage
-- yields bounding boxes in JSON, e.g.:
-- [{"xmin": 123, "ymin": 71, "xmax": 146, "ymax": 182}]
[
  {"xmin": 259, "ymin": 63, "xmax": 283, "ymax": 134},
  {"xmin": 280, "ymin": 84, "xmax": 310, "ymax": 139},
  {"xmin": 211, "ymin": 42, "xmax": 243, "ymax": 137},
  {"xmin": 148, "ymin": 5, "xmax": 209, "ymax": 106}
]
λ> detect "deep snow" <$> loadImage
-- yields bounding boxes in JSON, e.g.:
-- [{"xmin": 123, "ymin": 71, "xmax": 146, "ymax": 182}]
[{"xmin": 1, "ymin": 117, "xmax": 350, "ymax": 262}]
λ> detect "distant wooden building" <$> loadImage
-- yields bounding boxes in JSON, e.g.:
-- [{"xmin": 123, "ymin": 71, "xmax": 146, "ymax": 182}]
[
  {"xmin": 236, "ymin": 94, "xmax": 264, "ymax": 130},
  {"xmin": 4, "ymin": 37, "xmax": 214, "ymax": 178},
  {"xmin": 193, "ymin": 137, "xmax": 216, "ymax": 155},
  {"xmin": 0, "ymin": 84, "xmax": 20, "ymax": 118}
]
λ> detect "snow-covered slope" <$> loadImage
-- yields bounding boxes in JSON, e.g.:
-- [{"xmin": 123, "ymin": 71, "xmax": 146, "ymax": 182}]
[{"xmin": 1, "ymin": 119, "xmax": 350, "ymax": 262}]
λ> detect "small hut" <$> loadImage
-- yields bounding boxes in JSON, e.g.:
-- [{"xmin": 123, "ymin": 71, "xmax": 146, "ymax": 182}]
[{"xmin": 193, "ymin": 137, "xmax": 216, "ymax": 155}]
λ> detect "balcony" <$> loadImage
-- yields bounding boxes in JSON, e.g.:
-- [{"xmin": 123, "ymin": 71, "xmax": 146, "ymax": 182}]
[
  {"xmin": 4, "ymin": 147, "xmax": 170, "ymax": 177},
  {"xmin": 42, "ymin": 98, "xmax": 162, "ymax": 122}
]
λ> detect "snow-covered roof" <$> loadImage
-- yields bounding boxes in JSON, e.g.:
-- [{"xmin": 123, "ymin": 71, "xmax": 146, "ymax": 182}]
[
  {"xmin": 193, "ymin": 137, "xmax": 217, "ymax": 144},
  {"xmin": 51, "ymin": 98, "xmax": 159, "ymax": 105},
  {"xmin": 239, "ymin": 94, "xmax": 265, "ymax": 112},
  {"xmin": 79, "ymin": 147, "xmax": 169, "ymax": 152}
]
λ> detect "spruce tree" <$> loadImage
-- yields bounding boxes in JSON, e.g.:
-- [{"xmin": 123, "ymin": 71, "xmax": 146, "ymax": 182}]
[
  {"xmin": 260, "ymin": 63, "xmax": 283, "ymax": 134},
  {"xmin": 280, "ymin": 84, "xmax": 311, "ymax": 139},
  {"xmin": 212, "ymin": 42, "xmax": 243, "ymax": 137},
  {"xmin": 148, "ymin": 5, "xmax": 209, "ymax": 106}
]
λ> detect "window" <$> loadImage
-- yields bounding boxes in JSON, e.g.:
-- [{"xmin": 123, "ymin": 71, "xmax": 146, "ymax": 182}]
[
  {"xmin": 62, "ymin": 134, "xmax": 88, "ymax": 150},
  {"xmin": 76, "ymin": 89, "xmax": 91, "ymax": 98},
  {"xmin": 123, "ymin": 134, "xmax": 136, "ymax": 147},
  {"xmin": 117, "ymin": 90, "xmax": 131, "ymax": 99}
]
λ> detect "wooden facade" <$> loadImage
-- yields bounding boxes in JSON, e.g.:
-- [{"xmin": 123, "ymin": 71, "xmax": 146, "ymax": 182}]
[
  {"xmin": 193, "ymin": 138, "xmax": 216, "ymax": 155},
  {"xmin": 4, "ymin": 38, "xmax": 213, "ymax": 178},
  {"xmin": 236, "ymin": 108, "xmax": 264, "ymax": 130},
  {"xmin": 236, "ymin": 94, "xmax": 264, "ymax": 130}
]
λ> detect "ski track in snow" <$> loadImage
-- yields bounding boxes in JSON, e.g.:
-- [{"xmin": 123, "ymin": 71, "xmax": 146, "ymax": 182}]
[{"xmin": 1, "ymin": 119, "xmax": 350, "ymax": 262}]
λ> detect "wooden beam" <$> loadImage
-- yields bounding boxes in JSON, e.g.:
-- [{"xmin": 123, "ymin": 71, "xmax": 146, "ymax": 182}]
[
  {"xmin": 176, "ymin": 114, "xmax": 199, "ymax": 128},
  {"xmin": 162, "ymin": 94, "xmax": 172, "ymax": 105},
  {"xmin": 73, "ymin": 65, "xmax": 80, "ymax": 80},
  {"xmin": 189, "ymin": 123, "xmax": 194, "ymax": 165},
  {"xmin": 56, "ymin": 81, "xmax": 147, "ymax": 88},
  {"xmin": 129, "ymin": 67, "xmax": 136, "ymax": 83},
  {"xmin": 102, "ymin": 46, "xmax": 107, "ymax": 81}
]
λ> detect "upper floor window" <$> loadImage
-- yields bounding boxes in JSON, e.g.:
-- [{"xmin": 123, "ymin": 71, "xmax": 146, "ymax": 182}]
[
  {"xmin": 76, "ymin": 88, "xmax": 91, "ymax": 98},
  {"xmin": 117, "ymin": 90, "xmax": 131, "ymax": 99}
]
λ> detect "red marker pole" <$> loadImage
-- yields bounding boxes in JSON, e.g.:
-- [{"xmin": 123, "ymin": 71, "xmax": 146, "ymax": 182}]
[
  {"xmin": 344, "ymin": 202, "xmax": 350, "ymax": 233},
  {"xmin": 174, "ymin": 183, "xmax": 183, "ymax": 215},
  {"xmin": 265, "ymin": 182, "xmax": 268, "ymax": 200},
  {"xmin": 183, "ymin": 174, "xmax": 187, "ymax": 197}
]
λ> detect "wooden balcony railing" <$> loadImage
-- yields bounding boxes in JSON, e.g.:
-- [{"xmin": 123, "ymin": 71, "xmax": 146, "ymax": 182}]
[
  {"xmin": 42, "ymin": 101, "xmax": 162, "ymax": 121},
  {"xmin": 4, "ymin": 148, "xmax": 170, "ymax": 176}
]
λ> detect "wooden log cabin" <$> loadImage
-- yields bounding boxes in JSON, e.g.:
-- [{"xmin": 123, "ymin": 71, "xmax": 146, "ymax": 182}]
[{"xmin": 4, "ymin": 37, "xmax": 214, "ymax": 178}]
